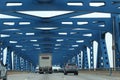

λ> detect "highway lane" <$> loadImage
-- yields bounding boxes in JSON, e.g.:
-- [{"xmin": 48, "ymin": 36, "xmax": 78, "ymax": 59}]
[{"xmin": 8, "ymin": 72, "xmax": 120, "ymax": 80}]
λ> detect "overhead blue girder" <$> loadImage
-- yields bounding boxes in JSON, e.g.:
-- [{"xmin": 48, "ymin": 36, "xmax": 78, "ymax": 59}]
[
  {"xmin": 0, "ymin": 18, "xmax": 112, "ymax": 31},
  {"xmin": 0, "ymin": 0, "xmax": 120, "ymax": 13}
]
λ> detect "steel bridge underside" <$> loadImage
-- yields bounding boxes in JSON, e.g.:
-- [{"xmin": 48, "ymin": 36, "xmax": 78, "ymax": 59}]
[{"xmin": 0, "ymin": 0, "xmax": 120, "ymax": 71}]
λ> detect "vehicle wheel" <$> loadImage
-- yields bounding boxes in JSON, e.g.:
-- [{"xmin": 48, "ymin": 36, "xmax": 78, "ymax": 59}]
[
  {"xmin": 49, "ymin": 72, "xmax": 52, "ymax": 74},
  {"xmin": 64, "ymin": 72, "xmax": 67, "ymax": 75},
  {"xmin": 39, "ymin": 72, "xmax": 44, "ymax": 74},
  {"xmin": 3, "ymin": 77, "xmax": 7, "ymax": 80},
  {"xmin": 74, "ymin": 72, "xmax": 78, "ymax": 75}
]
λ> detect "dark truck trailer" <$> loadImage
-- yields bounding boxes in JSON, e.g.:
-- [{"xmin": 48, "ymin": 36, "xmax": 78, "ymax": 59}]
[{"xmin": 39, "ymin": 54, "xmax": 52, "ymax": 74}]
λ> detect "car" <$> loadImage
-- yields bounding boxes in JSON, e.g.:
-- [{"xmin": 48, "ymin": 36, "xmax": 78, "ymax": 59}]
[
  {"xmin": 52, "ymin": 65, "xmax": 62, "ymax": 72},
  {"xmin": 0, "ymin": 61, "xmax": 7, "ymax": 80},
  {"xmin": 64, "ymin": 63, "xmax": 78, "ymax": 75},
  {"xmin": 35, "ymin": 66, "xmax": 39, "ymax": 73}
]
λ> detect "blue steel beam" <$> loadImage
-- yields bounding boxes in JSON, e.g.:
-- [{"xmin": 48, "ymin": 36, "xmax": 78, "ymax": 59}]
[
  {"xmin": 0, "ymin": 18, "xmax": 112, "ymax": 31},
  {"xmin": 0, "ymin": 0, "xmax": 119, "ymax": 13},
  {"xmin": 114, "ymin": 14, "xmax": 120, "ymax": 68}
]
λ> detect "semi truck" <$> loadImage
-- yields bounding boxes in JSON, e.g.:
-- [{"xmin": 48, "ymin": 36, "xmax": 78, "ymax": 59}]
[{"xmin": 39, "ymin": 54, "xmax": 52, "ymax": 74}]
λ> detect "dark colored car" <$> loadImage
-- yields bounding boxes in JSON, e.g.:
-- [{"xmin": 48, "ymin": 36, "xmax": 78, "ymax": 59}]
[{"xmin": 64, "ymin": 63, "xmax": 78, "ymax": 75}]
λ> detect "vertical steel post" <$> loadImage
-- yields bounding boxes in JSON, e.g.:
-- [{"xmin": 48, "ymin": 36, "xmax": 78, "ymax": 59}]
[
  {"xmin": 82, "ymin": 47, "xmax": 89, "ymax": 69},
  {"xmin": 6, "ymin": 49, "xmax": 12, "ymax": 70},
  {"xmin": 90, "ymin": 44, "xmax": 94, "ymax": 69}
]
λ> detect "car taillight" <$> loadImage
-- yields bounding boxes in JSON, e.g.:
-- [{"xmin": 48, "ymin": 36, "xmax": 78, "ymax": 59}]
[{"xmin": 66, "ymin": 66, "xmax": 69, "ymax": 68}]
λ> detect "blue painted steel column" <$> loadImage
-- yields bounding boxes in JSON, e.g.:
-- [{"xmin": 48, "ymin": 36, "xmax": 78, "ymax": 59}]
[
  {"xmin": 0, "ymin": 47, "xmax": 4, "ymax": 62},
  {"xmin": 97, "ymin": 32, "xmax": 110, "ymax": 69},
  {"xmin": 90, "ymin": 44, "xmax": 94, "ymax": 69},
  {"xmin": 6, "ymin": 49, "xmax": 12, "ymax": 70},
  {"xmin": 82, "ymin": 47, "xmax": 89, "ymax": 69},
  {"xmin": 13, "ymin": 53, "xmax": 18, "ymax": 70},
  {"xmin": 20, "ymin": 57, "xmax": 25, "ymax": 71},
  {"xmin": 114, "ymin": 15, "xmax": 120, "ymax": 68},
  {"xmin": 16, "ymin": 55, "xmax": 20, "ymax": 71},
  {"xmin": 78, "ymin": 51, "xmax": 83, "ymax": 69},
  {"xmin": 28, "ymin": 62, "xmax": 31, "ymax": 71},
  {"xmin": 71, "ymin": 56, "xmax": 76, "ymax": 63},
  {"xmin": 31, "ymin": 64, "xmax": 35, "ymax": 72},
  {"xmin": 25, "ymin": 60, "xmax": 31, "ymax": 71},
  {"xmin": 100, "ymin": 39, "xmax": 110, "ymax": 69},
  {"xmin": 97, "ymin": 44, "xmax": 104, "ymax": 69},
  {"xmin": 13, "ymin": 53, "xmax": 21, "ymax": 70}
]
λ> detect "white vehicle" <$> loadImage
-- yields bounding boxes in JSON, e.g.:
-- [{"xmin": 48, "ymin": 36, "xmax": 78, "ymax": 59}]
[
  {"xmin": 52, "ymin": 65, "xmax": 62, "ymax": 72},
  {"xmin": 39, "ymin": 54, "xmax": 52, "ymax": 74},
  {"xmin": 35, "ymin": 66, "xmax": 39, "ymax": 73},
  {"xmin": 0, "ymin": 61, "xmax": 7, "ymax": 80}
]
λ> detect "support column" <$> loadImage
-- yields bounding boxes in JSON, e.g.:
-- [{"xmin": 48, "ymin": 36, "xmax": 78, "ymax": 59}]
[
  {"xmin": 0, "ymin": 47, "xmax": 4, "ymax": 62},
  {"xmin": 13, "ymin": 53, "xmax": 18, "ymax": 70},
  {"xmin": 16, "ymin": 56, "xmax": 20, "ymax": 71},
  {"xmin": 90, "ymin": 45, "xmax": 94, "ymax": 69},
  {"xmin": 6, "ymin": 49, "xmax": 12, "ymax": 70},
  {"xmin": 20, "ymin": 57, "xmax": 25, "ymax": 71},
  {"xmin": 114, "ymin": 15, "xmax": 120, "ymax": 68},
  {"xmin": 82, "ymin": 47, "xmax": 89, "ymax": 69},
  {"xmin": 78, "ymin": 51, "xmax": 83, "ymax": 69},
  {"xmin": 97, "ymin": 32, "xmax": 110, "ymax": 69}
]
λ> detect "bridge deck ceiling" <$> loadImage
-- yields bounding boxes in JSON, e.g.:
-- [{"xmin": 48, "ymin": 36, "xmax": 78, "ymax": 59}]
[{"xmin": 0, "ymin": 0, "xmax": 115, "ymax": 66}]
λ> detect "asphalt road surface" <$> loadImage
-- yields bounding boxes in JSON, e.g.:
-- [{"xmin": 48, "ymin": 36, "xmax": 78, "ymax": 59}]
[{"xmin": 8, "ymin": 72, "xmax": 120, "ymax": 80}]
